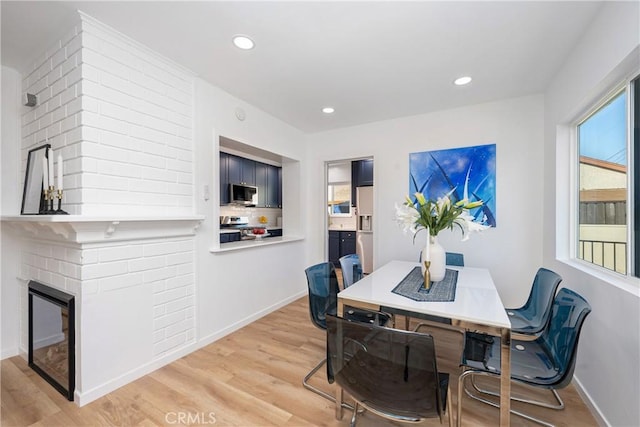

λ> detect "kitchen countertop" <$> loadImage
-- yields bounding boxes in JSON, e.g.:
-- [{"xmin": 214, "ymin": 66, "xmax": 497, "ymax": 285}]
[
  {"xmin": 328, "ymin": 227, "xmax": 356, "ymax": 231},
  {"xmin": 220, "ymin": 226, "xmax": 281, "ymax": 233},
  {"xmin": 211, "ymin": 234, "xmax": 304, "ymax": 253}
]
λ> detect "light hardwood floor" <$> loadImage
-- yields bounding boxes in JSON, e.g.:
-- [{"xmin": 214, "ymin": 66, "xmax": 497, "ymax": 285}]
[{"xmin": 1, "ymin": 296, "xmax": 598, "ymax": 427}]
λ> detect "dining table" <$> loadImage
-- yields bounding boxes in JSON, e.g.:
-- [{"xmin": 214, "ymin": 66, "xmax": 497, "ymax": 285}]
[{"xmin": 335, "ymin": 260, "xmax": 512, "ymax": 426}]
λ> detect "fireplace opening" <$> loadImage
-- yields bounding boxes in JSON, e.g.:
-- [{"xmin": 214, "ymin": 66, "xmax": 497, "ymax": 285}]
[{"xmin": 28, "ymin": 280, "xmax": 75, "ymax": 401}]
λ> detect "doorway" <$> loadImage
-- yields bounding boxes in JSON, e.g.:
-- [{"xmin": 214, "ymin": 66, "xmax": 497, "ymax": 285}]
[{"xmin": 326, "ymin": 157, "xmax": 374, "ymax": 275}]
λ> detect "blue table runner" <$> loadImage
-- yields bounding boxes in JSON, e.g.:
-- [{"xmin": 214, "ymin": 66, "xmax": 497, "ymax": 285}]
[{"xmin": 391, "ymin": 267, "xmax": 458, "ymax": 302}]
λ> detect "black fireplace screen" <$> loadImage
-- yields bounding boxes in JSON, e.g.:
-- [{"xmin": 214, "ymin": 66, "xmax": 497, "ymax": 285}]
[{"xmin": 28, "ymin": 281, "xmax": 75, "ymax": 401}]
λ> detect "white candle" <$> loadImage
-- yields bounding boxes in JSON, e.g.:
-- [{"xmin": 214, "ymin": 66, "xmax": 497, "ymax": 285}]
[
  {"xmin": 47, "ymin": 149, "xmax": 54, "ymax": 188},
  {"xmin": 57, "ymin": 153, "xmax": 63, "ymax": 191},
  {"xmin": 425, "ymin": 229, "xmax": 431, "ymax": 261},
  {"xmin": 42, "ymin": 156, "xmax": 49, "ymax": 189}
]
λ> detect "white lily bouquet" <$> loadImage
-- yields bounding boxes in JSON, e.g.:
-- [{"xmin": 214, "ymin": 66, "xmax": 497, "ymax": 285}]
[
  {"xmin": 396, "ymin": 191, "xmax": 488, "ymax": 241},
  {"xmin": 396, "ymin": 191, "xmax": 489, "ymax": 281}
]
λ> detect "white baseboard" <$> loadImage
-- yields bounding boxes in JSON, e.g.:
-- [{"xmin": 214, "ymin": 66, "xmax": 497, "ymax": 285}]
[
  {"xmin": 572, "ymin": 375, "xmax": 609, "ymax": 427},
  {"xmin": 198, "ymin": 290, "xmax": 307, "ymax": 348},
  {"xmin": 1, "ymin": 346, "xmax": 19, "ymax": 360},
  {"xmin": 75, "ymin": 340, "xmax": 200, "ymax": 406},
  {"xmin": 75, "ymin": 291, "xmax": 306, "ymax": 407}
]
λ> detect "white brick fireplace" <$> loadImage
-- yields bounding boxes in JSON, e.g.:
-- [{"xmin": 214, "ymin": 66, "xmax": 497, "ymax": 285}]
[
  {"xmin": 6, "ymin": 216, "xmax": 202, "ymax": 404},
  {"xmin": 4, "ymin": 11, "xmax": 203, "ymax": 405}
]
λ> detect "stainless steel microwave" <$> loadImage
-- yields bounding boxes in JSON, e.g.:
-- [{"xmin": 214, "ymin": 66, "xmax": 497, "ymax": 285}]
[{"xmin": 230, "ymin": 183, "xmax": 258, "ymax": 206}]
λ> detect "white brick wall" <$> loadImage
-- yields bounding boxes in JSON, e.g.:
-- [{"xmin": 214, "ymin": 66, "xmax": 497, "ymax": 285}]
[
  {"xmin": 16, "ymin": 12, "xmax": 199, "ymax": 405},
  {"xmin": 79, "ymin": 237, "xmax": 196, "ymax": 358},
  {"xmin": 21, "ymin": 12, "xmax": 194, "ymax": 216},
  {"xmin": 21, "ymin": 25, "xmax": 83, "ymax": 214},
  {"xmin": 19, "ymin": 238, "xmax": 84, "ymax": 353},
  {"xmin": 19, "ymin": 235, "xmax": 196, "ymax": 360}
]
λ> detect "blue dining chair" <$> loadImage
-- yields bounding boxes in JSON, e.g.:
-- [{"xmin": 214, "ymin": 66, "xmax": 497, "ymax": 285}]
[
  {"xmin": 457, "ymin": 288, "xmax": 592, "ymax": 427},
  {"xmin": 338, "ymin": 254, "xmax": 363, "ymax": 287},
  {"xmin": 303, "ymin": 262, "xmax": 391, "ymax": 403},
  {"xmin": 445, "ymin": 252, "xmax": 464, "ymax": 267},
  {"xmin": 507, "ymin": 268, "xmax": 562, "ymax": 338},
  {"xmin": 418, "ymin": 251, "xmax": 465, "ymax": 267}
]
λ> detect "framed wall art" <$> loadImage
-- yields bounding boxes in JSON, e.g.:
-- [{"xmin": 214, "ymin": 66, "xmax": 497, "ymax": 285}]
[
  {"xmin": 21, "ymin": 144, "xmax": 50, "ymax": 215},
  {"xmin": 409, "ymin": 143, "xmax": 496, "ymax": 227}
]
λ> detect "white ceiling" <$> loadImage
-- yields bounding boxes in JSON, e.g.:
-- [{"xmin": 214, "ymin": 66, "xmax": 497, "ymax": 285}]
[{"xmin": 1, "ymin": 1, "xmax": 602, "ymax": 133}]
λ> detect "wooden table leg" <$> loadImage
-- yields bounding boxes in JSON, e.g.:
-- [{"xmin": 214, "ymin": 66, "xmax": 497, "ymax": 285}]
[{"xmin": 499, "ymin": 327, "xmax": 511, "ymax": 426}]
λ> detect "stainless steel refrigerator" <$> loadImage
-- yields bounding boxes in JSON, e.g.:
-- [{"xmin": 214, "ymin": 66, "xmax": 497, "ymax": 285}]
[{"xmin": 356, "ymin": 186, "xmax": 374, "ymax": 274}]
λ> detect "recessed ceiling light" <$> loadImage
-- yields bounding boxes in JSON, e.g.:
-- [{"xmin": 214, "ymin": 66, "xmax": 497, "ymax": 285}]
[
  {"xmin": 322, "ymin": 107, "xmax": 335, "ymax": 114},
  {"xmin": 233, "ymin": 35, "xmax": 254, "ymax": 50},
  {"xmin": 454, "ymin": 76, "xmax": 472, "ymax": 86}
]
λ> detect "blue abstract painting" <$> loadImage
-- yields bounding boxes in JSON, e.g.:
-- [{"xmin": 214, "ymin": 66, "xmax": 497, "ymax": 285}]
[{"xmin": 409, "ymin": 143, "xmax": 496, "ymax": 226}]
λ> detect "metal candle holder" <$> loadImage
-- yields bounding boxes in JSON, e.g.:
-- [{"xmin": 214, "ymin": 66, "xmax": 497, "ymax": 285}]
[
  {"xmin": 55, "ymin": 189, "xmax": 68, "ymax": 215},
  {"xmin": 423, "ymin": 260, "xmax": 431, "ymax": 290},
  {"xmin": 40, "ymin": 187, "xmax": 68, "ymax": 215}
]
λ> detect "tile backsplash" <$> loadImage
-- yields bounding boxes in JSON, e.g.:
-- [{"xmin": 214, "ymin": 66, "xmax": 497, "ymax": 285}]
[
  {"xmin": 220, "ymin": 206, "xmax": 283, "ymax": 228},
  {"xmin": 328, "ymin": 215, "xmax": 357, "ymax": 230}
]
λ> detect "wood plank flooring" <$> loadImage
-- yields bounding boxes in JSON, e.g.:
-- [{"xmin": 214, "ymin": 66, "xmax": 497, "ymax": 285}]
[{"xmin": 1, "ymin": 297, "xmax": 598, "ymax": 426}]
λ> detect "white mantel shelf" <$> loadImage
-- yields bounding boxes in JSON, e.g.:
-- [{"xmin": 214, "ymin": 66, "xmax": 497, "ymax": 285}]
[{"xmin": 1, "ymin": 215, "xmax": 204, "ymax": 244}]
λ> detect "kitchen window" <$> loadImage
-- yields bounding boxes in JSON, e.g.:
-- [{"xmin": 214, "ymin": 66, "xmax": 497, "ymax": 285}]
[{"xmin": 575, "ymin": 74, "xmax": 638, "ymax": 278}]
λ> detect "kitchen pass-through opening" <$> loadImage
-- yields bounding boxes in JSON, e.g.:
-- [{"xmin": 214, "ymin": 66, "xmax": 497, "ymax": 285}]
[{"xmin": 28, "ymin": 280, "xmax": 75, "ymax": 400}]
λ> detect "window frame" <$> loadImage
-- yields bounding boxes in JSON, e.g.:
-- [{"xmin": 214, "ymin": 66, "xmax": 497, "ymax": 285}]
[
  {"xmin": 572, "ymin": 75, "xmax": 638, "ymax": 279},
  {"xmin": 633, "ymin": 76, "xmax": 639, "ymax": 276}
]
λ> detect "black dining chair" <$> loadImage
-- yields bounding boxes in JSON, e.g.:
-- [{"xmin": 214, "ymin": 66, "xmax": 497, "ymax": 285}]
[
  {"xmin": 303, "ymin": 262, "xmax": 391, "ymax": 403},
  {"xmin": 457, "ymin": 288, "xmax": 592, "ymax": 427},
  {"xmin": 326, "ymin": 314, "xmax": 454, "ymax": 427}
]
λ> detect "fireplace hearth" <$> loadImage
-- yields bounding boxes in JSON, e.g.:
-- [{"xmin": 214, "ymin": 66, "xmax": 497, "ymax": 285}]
[{"xmin": 28, "ymin": 281, "xmax": 75, "ymax": 401}]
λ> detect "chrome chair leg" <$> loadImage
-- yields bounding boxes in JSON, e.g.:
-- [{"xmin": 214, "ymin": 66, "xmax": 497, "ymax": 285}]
[
  {"xmin": 350, "ymin": 401, "xmax": 359, "ymax": 427},
  {"xmin": 302, "ymin": 357, "xmax": 355, "ymax": 411},
  {"xmin": 458, "ymin": 370, "xmax": 557, "ymax": 427},
  {"xmin": 469, "ymin": 374, "xmax": 564, "ymax": 410},
  {"xmin": 447, "ymin": 382, "xmax": 454, "ymax": 427}
]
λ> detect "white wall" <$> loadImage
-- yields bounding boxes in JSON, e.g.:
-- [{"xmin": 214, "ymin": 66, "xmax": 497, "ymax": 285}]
[
  {"xmin": 307, "ymin": 95, "xmax": 544, "ymax": 306},
  {"xmin": 19, "ymin": 13, "xmax": 195, "ymax": 216},
  {"xmin": 1, "ymin": 66, "xmax": 23, "ymax": 358},
  {"xmin": 544, "ymin": 2, "xmax": 640, "ymax": 426},
  {"xmin": 192, "ymin": 78, "xmax": 309, "ymax": 345},
  {"xmin": 78, "ymin": 14, "xmax": 194, "ymax": 216},
  {"xmin": 2, "ymin": 12, "xmax": 201, "ymax": 405}
]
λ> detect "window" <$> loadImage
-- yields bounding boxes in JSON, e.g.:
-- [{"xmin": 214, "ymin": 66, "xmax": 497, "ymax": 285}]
[
  {"xmin": 576, "ymin": 76, "xmax": 638, "ymax": 277},
  {"xmin": 328, "ymin": 184, "xmax": 351, "ymax": 215},
  {"xmin": 327, "ymin": 161, "xmax": 352, "ymax": 217}
]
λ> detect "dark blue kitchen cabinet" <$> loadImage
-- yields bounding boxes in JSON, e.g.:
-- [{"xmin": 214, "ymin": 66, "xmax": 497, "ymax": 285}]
[
  {"xmin": 351, "ymin": 159, "xmax": 374, "ymax": 206},
  {"xmin": 266, "ymin": 228, "xmax": 282, "ymax": 237},
  {"xmin": 329, "ymin": 231, "xmax": 341, "ymax": 267},
  {"xmin": 329, "ymin": 230, "xmax": 356, "ymax": 267},
  {"xmin": 227, "ymin": 154, "xmax": 242, "ymax": 186},
  {"xmin": 254, "ymin": 162, "xmax": 281, "ymax": 208},
  {"xmin": 358, "ymin": 159, "xmax": 374, "ymax": 186},
  {"xmin": 255, "ymin": 162, "xmax": 268, "ymax": 206},
  {"xmin": 220, "ymin": 231, "xmax": 241, "ymax": 244},
  {"xmin": 220, "ymin": 152, "xmax": 230, "ymax": 204},
  {"xmin": 277, "ymin": 167, "xmax": 282, "ymax": 207},
  {"xmin": 226, "ymin": 154, "xmax": 256, "ymax": 186},
  {"xmin": 221, "ymin": 152, "xmax": 282, "ymax": 207},
  {"xmin": 240, "ymin": 157, "xmax": 256, "ymax": 185},
  {"xmin": 266, "ymin": 165, "xmax": 280, "ymax": 208}
]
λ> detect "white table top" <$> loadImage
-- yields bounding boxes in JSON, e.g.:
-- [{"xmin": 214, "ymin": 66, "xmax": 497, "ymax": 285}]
[{"xmin": 338, "ymin": 260, "xmax": 511, "ymax": 330}]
